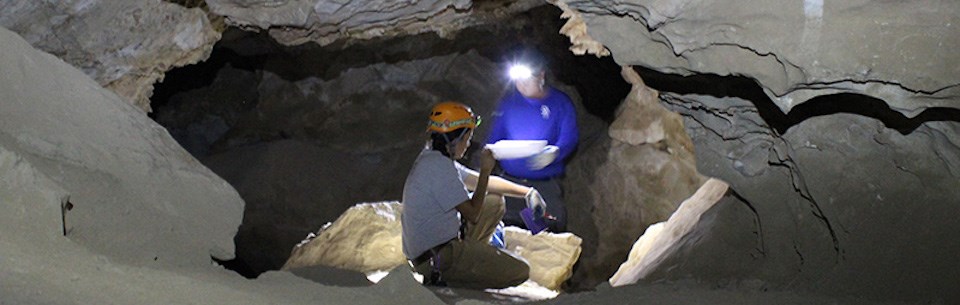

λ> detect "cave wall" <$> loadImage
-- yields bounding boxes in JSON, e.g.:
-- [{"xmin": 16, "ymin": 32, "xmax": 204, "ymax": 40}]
[
  {"xmin": 5, "ymin": 0, "xmax": 955, "ymax": 301},
  {"xmin": 0, "ymin": 0, "xmax": 221, "ymax": 112},
  {"xmin": 151, "ymin": 6, "xmax": 627, "ymax": 276},
  {"xmin": 551, "ymin": 0, "xmax": 960, "ymax": 302},
  {"xmin": 556, "ymin": 0, "xmax": 960, "ymax": 116},
  {"xmin": 0, "ymin": 26, "xmax": 243, "ymax": 268},
  {"xmin": 654, "ymin": 93, "xmax": 960, "ymax": 303},
  {"xmin": 160, "ymin": 48, "xmax": 523, "ymax": 274},
  {"xmin": 206, "ymin": 0, "xmax": 544, "ymax": 46}
]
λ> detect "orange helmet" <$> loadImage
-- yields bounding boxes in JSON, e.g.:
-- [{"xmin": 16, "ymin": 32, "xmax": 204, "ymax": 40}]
[{"xmin": 427, "ymin": 101, "xmax": 481, "ymax": 133}]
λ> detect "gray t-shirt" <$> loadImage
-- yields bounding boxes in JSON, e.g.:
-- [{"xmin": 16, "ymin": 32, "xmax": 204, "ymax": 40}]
[{"xmin": 401, "ymin": 149, "xmax": 471, "ymax": 259}]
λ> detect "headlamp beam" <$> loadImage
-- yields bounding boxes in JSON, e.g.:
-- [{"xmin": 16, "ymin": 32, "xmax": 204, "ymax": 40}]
[{"xmin": 508, "ymin": 64, "xmax": 533, "ymax": 81}]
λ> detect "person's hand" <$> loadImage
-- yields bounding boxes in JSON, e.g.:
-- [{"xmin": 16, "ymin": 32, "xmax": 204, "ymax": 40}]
[
  {"xmin": 524, "ymin": 188, "xmax": 547, "ymax": 218},
  {"xmin": 527, "ymin": 146, "xmax": 558, "ymax": 170},
  {"xmin": 479, "ymin": 148, "xmax": 497, "ymax": 172}
]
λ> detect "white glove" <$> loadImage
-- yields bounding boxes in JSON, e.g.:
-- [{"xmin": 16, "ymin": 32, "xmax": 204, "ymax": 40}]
[
  {"xmin": 524, "ymin": 188, "xmax": 547, "ymax": 218},
  {"xmin": 527, "ymin": 146, "xmax": 558, "ymax": 170}
]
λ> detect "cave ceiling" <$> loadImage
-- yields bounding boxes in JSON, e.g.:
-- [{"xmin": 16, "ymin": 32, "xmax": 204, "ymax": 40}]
[
  {"xmin": 207, "ymin": 0, "xmax": 546, "ymax": 46},
  {"xmin": 550, "ymin": 0, "xmax": 960, "ymax": 117}
]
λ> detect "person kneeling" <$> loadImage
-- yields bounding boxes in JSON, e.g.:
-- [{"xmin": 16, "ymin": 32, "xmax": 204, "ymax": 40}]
[{"xmin": 401, "ymin": 101, "xmax": 541, "ymax": 289}]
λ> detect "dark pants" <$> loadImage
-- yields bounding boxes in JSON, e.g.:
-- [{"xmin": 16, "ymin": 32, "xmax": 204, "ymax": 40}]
[
  {"xmin": 500, "ymin": 173, "xmax": 567, "ymax": 233},
  {"xmin": 411, "ymin": 195, "xmax": 529, "ymax": 289}
]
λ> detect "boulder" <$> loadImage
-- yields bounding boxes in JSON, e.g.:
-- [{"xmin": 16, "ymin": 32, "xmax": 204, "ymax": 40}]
[
  {"xmin": 283, "ymin": 202, "xmax": 406, "ymax": 274},
  {"xmin": 0, "ymin": 25, "xmax": 243, "ymax": 266},
  {"xmin": 283, "ymin": 201, "xmax": 583, "ymax": 290},
  {"xmin": 503, "ymin": 227, "xmax": 582, "ymax": 290}
]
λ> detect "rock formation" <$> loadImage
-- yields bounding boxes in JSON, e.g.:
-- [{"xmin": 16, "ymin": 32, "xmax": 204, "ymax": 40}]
[
  {"xmin": 282, "ymin": 201, "xmax": 583, "ymax": 291},
  {"xmin": 653, "ymin": 92, "xmax": 960, "ymax": 302},
  {"xmin": 549, "ymin": 1, "xmax": 960, "ymax": 303},
  {"xmin": 552, "ymin": 0, "xmax": 959, "ymax": 116},
  {"xmin": 0, "ymin": 0, "xmax": 221, "ymax": 112},
  {"xmin": 283, "ymin": 202, "xmax": 406, "ymax": 274},
  {"xmin": 0, "ymin": 26, "xmax": 242, "ymax": 267},
  {"xmin": 3, "ymin": 0, "xmax": 958, "ymax": 303},
  {"xmin": 609, "ymin": 178, "xmax": 729, "ymax": 286},
  {"xmin": 207, "ymin": 0, "xmax": 543, "ymax": 46},
  {"xmin": 503, "ymin": 227, "xmax": 583, "ymax": 291},
  {"xmin": 0, "ymin": 26, "xmax": 468, "ymax": 304},
  {"xmin": 563, "ymin": 67, "xmax": 704, "ymax": 288}
]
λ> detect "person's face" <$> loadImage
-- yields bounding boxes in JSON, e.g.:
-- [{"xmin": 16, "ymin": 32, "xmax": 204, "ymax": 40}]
[
  {"xmin": 516, "ymin": 72, "xmax": 546, "ymax": 98},
  {"xmin": 452, "ymin": 128, "xmax": 474, "ymax": 159}
]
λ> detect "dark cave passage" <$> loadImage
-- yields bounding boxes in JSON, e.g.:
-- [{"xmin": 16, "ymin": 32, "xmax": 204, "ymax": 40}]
[{"xmin": 150, "ymin": 4, "xmax": 629, "ymax": 280}]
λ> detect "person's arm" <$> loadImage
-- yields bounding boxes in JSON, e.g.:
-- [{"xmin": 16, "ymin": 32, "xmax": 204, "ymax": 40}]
[
  {"xmin": 463, "ymin": 171, "xmax": 531, "ymax": 198},
  {"xmin": 455, "ymin": 149, "xmax": 495, "ymax": 223},
  {"xmin": 485, "ymin": 98, "xmax": 508, "ymax": 144},
  {"xmin": 553, "ymin": 96, "xmax": 579, "ymax": 162}
]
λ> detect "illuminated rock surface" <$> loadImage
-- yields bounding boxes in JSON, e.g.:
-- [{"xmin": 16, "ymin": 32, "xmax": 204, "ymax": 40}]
[
  {"xmin": 0, "ymin": 0, "xmax": 220, "ymax": 111},
  {"xmin": 282, "ymin": 201, "xmax": 582, "ymax": 291}
]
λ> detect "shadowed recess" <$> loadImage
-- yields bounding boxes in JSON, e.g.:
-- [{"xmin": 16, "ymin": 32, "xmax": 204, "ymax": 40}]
[{"xmin": 632, "ymin": 66, "xmax": 960, "ymax": 135}]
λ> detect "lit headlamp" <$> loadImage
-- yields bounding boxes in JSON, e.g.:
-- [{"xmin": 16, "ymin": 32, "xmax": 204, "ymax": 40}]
[{"xmin": 508, "ymin": 64, "xmax": 534, "ymax": 81}]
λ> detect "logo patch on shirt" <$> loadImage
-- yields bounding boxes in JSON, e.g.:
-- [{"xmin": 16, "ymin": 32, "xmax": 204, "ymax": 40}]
[{"xmin": 540, "ymin": 105, "xmax": 551, "ymax": 120}]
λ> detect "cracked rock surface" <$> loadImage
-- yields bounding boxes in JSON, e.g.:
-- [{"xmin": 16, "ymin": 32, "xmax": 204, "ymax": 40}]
[
  {"xmin": 653, "ymin": 92, "xmax": 960, "ymax": 303},
  {"xmin": 555, "ymin": 0, "xmax": 960, "ymax": 116},
  {"xmin": 0, "ymin": 0, "xmax": 221, "ymax": 112},
  {"xmin": 550, "ymin": 1, "xmax": 960, "ymax": 302},
  {"xmin": 207, "ymin": 0, "xmax": 544, "ymax": 46}
]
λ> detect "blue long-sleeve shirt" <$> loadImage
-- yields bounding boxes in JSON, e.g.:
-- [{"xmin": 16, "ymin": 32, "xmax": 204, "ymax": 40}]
[{"xmin": 486, "ymin": 87, "xmax": 579, "ymax": 180}]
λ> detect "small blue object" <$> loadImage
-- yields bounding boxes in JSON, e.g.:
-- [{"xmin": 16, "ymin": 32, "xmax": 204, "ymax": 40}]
[
  {"xmin": 520, "ymin": 207, "xmax": 548, "ymax": 234},
  {"xmin": 489, "ymin": 222, "xmax": 506, "ymax": 249}
]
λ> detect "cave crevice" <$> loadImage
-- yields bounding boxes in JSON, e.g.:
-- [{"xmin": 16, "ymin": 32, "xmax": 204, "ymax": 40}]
[{"xmin": 633, "ymin": 66, "xmax": 960, "ymax": 136}]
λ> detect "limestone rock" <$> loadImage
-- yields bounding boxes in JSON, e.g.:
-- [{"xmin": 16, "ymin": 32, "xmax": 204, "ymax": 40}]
[
  {"xmin": 563, "ymin": 66, "xmax": 704, "ymax": 289},
  {"xmin": 548, "ymin": 0, "xmax": 609, "ymax": 57},
  {"xmin": 282, "ymin": 201, "xmax": 583, "ymax": 290},
  {"xmin": 0, "ymin": 26, "xmax": 242, "ymax": 266},
  {"xmin": 207, "ymin": 0, "xmax": 544, "ymax": 46},
  {"xmin": 283, "ymin": 201, "xmax": 406, "ymax": 274},
  {"xmin": 503, "ymin": 227, "xmax": 582, "ymax": 290},
  {"xmin": 0, "ymin": 0, "xmax": 220, "ymax": 111},
  {"xmin": 0, "ymin": 145, "xmax": 69, "ymax": 247},
  {"xmin": 655, "ymin": 92, "xmax": 960, "ymax": 302},
  {"xmin": 609, "ymin": 178, "xmax": 729, "ymax": 286},
  {"xmin": 609, "ymin": 66, "xmax": 690, "ymax": 146},
  {"xmin": 550, "ymin": 0, "xmax": 960, "ymax": 116},
  {"xmin": 368, "ymin": 268, "xmax": 446, "ymax": 305}
]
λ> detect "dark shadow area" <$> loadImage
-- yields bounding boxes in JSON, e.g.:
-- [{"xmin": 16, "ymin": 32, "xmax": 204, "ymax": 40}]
[
  {"xmin": 785, "ymin": 94, "xmax": 960, "ymax": 135},
  {"xmin": 149, "ymin": 4, "xmax": 627, "ymax": 281},
  {"xmin": 212, "ymin": 256, "xmax": 259, "ymax": 279},
  {"xmin": 149, "ymin": 47, "xmax": 267, "ymax": 119},
  {"xmin": 633, "ymin": 66, "xmax": 960, "ymax": 135}
]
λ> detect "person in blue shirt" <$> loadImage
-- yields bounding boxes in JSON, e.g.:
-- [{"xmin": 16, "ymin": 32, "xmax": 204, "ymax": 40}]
[{"xmin": 486, "ymin": 48, "xmax": 579, "ymax": 232}]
